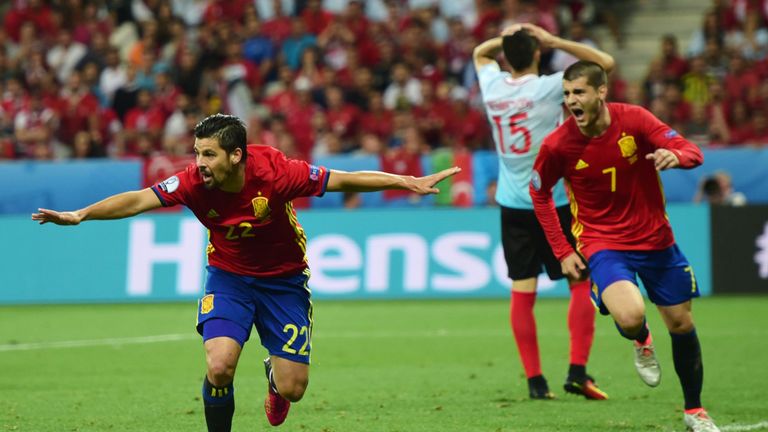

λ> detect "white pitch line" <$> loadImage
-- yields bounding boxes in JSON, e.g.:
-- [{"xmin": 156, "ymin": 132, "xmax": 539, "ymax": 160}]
[
  {"xmin": 0, "ymin": 333, "xmax": 197, "ymax": 352},
  {"xmin": 0, "ymin": 329, "xmax": 508, "ymax": 353},
  {"xmin": 721, "ymin": 421, "xmax": 768, "ymax": 432}
]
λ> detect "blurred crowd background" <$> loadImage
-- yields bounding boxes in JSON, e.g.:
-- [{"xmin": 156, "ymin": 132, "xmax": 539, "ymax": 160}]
[{"xmin": 0, "ymin": 0, "xmax": 766, "ymax": 166}]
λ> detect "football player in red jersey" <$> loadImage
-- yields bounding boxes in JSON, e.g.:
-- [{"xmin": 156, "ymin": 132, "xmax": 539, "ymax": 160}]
[
  {"xmin": 530, "ymin": 61, "xmax": 719, "ymax": 432},
  {"xmin": 32, "ymin": 114, "xmax": 459, "ymax": 431}
]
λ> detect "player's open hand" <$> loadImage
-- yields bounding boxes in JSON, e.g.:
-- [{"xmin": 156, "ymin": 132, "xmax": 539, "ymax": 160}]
[
  {"xmin": 409, "ymin": 166, "xmax": 462, "ymax": 195},
  {"xmin": 31, "ymin": 208, "xmax": 83, "ymax": 225},
  {"xmin": 561, "ymin": 252, "xmax": 587, "ymax": 280},
  {"xmin": 520, "ymin": 23, "xmax": 557, "ymax": 48},
  {"xmin": 645, "ymin": 149, "xmax": 680, "ymax": 171}
]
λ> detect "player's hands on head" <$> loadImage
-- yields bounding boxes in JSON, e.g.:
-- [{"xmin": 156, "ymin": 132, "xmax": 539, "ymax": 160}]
[
  {"xmin": 409, "ymin": 166, "xmax": 461, "ymax": 195},
  {"xmin": 520, "ymin": 23, "xmax": 557, "ymax": 48},
  {"xmin": 31, "ymin": 208, "xmax": 83, "ymax": 225},
  {"xmin": 500, "ymin": 24, "xmax": 523, "ymax": 36},
  {"xmin": 561, "ymin": 252, "xmax": 587, "ymax": 280},
  {"xmin": 645, "ymin": 149, "xmax": 680, "ymax": 171}
]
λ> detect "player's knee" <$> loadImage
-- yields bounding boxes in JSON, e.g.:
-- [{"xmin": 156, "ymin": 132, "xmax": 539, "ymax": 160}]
[
  {"xmin": 666, "ymin": 317, "xmax": 695, "ymax": 334},
  {"xmin": 207, "ymin": 358, "xmax": 236, "ymax": 386},
  {"xmin": 613, "ymin": 309, "xmax": 645, "ymax": 333},
  {"xmin": 278, "ymin": 376, "xmax": 309, "ymax": 402}
]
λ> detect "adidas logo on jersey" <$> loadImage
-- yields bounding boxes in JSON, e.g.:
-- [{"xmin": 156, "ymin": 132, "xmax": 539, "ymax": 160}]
[
  {"xmin": 575, "ymin": 159, "xmax": 589, "ymax": 170},
  {"xmin": 206, "ymin": 209, "xmax": 220, "ymax": 218}
]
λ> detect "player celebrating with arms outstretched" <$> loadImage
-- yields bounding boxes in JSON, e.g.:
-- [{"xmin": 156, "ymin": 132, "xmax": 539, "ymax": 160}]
[
  {"xmin": 474, "ymin": 23, "xmax": 614, "ymax": 400},
  {"xmin": 32, "ymin": 114, "xmax": 459, "ymax": 431},
  {"xmin": 531, "ymin": 61, "xmax": 719, "ymax": 432}
]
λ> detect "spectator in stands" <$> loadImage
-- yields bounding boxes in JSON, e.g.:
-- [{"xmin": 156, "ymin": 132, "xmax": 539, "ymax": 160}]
[
  {"xmin": 383, "ymin": 62, "xmax": 422, "ymax": 110},
  {"xmin": 724, "ymin": 52, "xmax": 761, "ymax": 103},
  {"xmin": 725, "ymin": 9, "xmax": 768, "ymax": 60},
  {"xmin": 72, "ymin": 129, "xmax": 105, "ymax": 159},
  {"xmin": 358, "ymin": 91, "xmax": 394, "ymax": 141},
  {"xmin": 282, "ymin": 19, "xmax": 318, "ymax": 71},
  {"xmin": 652, "ymin": 34, "xmax": 689, "ymax": 83},
  {"xmin": 323, "ymin": 85, "xmax": 360, "ymax": 147},
  {"xmin": 58, "ymin": 71, "xmax": 100, "ymax": 151},
  {"xmin": 262, "ymin": 0, "xmax": 294, "ymax": 46},
  {"xmin": 728, "ymin": 100, "xmax": 752, "ymax": 144},
  {"xmin": 122, "ymin": 88, "xmax": 165, "ymax": 155},
  {"xmin": 47, "ymin": 28, "xmax": 87, "ymax": 85},
  {"xmin": 681, "ymin": 56, "xmax": 714, "ymax": 107},
  {"xmin": 381, "ymin": 125, "xmax": 427, "ymax": 206},
  {"xmin": 687, "ymin": 10, "xmax": 725, "ymax": 58},
  {"xmin": 242, "ymin": 15, "xmax": 276, "ymax": 83},
  {"xmin": 694, "ymin": 170, "xmax": 747, "ymax": 206},
  {"xmin": 444, "ymin": 85, "xmax": 489, "ymax": 150},
  {"xmin": 14, "ymin": 90, "xmax": 58, "ymax": 159}
]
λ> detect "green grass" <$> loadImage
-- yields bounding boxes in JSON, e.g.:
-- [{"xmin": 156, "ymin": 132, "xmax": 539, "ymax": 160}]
[{"xmin": 1, "ymin": 297, "xmax": 767, "ymax": 431}]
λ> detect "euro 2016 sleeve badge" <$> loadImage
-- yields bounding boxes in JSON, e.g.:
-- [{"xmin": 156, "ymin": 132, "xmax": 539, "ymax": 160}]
[{"xmin": 200, "ymin": 294, "xmax": 214, "ymax": 314}]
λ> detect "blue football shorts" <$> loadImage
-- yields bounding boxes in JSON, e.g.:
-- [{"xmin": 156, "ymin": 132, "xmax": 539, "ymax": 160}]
[
  {"xmin": 588, "ymin": 244, "xmax": 700, "ymax": 315},
  {"xmin": 196, "ymin": 265, "xmax": 313, "ymax": 364}
]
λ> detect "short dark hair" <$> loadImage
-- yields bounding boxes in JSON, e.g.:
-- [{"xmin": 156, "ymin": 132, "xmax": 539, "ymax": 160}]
[
  {"xmin": 502, "ymin": 30, "xmax": 539, "ymax": 71},
  {"xmin": 563, "ymin": 60, "xmax": 608, "ymax": 89},
  {"xmin": 194, "ymin": 113, "xmax": 247, "ymax": 159}
]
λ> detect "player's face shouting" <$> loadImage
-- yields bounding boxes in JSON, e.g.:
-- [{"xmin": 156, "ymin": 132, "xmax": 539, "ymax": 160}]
[
  {"xmin": 193, "ymin": 137, "xmax": 237, "ymax": 189},
  {"xmin": 563, "ymin": 77, "xmax": 604, "ymax": 129}
]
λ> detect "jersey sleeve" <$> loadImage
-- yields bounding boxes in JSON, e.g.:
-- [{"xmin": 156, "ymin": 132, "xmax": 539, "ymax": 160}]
[
  {"xmin": 530, "ymin": 137, "xmax": 574, "ymax": 260},
  {"xmin": 274, "ymin": 152, "xmax": 330, "ymax": 200},
  {"xmin": 636, "ymin": 105, "xmax": 703, "ymax": 168},
  {"xmin": 150, "ymin": 164, "xmax": 194, "ymax": 207},
  {"xmin": 476, "ymin": 63, "xmax": 506, "ymax": 98}
]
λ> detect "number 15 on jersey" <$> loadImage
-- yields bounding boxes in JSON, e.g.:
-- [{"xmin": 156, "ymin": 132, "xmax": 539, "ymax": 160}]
[{"xmin": 493, "ymin": 113, "xmax": 531, "ymax": 155}]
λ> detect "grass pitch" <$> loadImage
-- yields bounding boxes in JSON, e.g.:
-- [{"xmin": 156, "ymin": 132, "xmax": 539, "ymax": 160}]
[{"xmin": 1, "ymin": 297, "xmax": 767, "ymax": 432}]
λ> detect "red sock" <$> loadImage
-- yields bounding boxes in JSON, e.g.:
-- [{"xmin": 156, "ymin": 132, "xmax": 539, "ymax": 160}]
[
  {"xmin": 568, "ymin": 280, "xmax": 595, "ymax": 366},
  {"xmin": 510, "ymin": 291, "xmax": 540, "ymax": 378}
]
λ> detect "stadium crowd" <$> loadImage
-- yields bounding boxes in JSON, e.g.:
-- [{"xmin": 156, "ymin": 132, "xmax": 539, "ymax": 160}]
[{"xmin": 0, "ymin": 0, "xmax": 766, "ymax": 163}]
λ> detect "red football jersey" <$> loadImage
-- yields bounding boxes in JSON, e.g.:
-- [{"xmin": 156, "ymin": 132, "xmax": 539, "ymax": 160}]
[
  {"xmin": 152, "ymin": 145, "xmax": 330, "ymax": 277},
  {"xmin": 531, "ymin": 103, "xmax": 703, "ymax": 260}
]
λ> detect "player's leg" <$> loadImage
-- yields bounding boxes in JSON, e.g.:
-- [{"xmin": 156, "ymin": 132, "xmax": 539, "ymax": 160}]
[
  {"xmin": 590, "ymin": 250, "xmax": 660, "ymax": 387},
  {"xmin": 639, "ymin": 245, "xmax": 717, "ymax": 431},
  {"xmin": 500, "ymin": 207, "xmax": 551, "ymax": 399},
  {"xmin": 546, "ymin": 206, "xmax": 605, "ymax": 399},
  {"xmin": 196, "ymin": 267, "xmax": 257, "ymax": 432},
  {"xmin": 203, "ymin": 335, "xmax": 243, "ymax": 432},
  {"xmin": 253, "ymin": 269, "xmax": 314, "ymax": 425}
]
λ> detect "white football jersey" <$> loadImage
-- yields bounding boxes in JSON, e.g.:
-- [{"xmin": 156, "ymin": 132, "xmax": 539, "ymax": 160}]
[{"xmin": 477, "ymin": 63, "xmax": 569, "ymax": 209}]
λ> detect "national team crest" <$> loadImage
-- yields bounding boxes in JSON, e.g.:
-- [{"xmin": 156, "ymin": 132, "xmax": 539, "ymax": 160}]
[
  {"xmin": 617, "ymin": 134, "xmax": 638, "ymax": 163},
  {"xmin": 252, "ymin": 196, "xmax": 271, "ymax": 222},
  {"xmin": 200, "ymin": 294, "xmax": 214, "ymax": 314}
]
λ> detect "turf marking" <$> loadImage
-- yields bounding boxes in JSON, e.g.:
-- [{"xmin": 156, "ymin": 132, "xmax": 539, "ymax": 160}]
[
  {"xmin": 0, "ymin": 333, "xmax": 196, "ymax": 352},
  {"xmin": 721, "ymin": 421, "xmax": 768, "ymax": 431}
]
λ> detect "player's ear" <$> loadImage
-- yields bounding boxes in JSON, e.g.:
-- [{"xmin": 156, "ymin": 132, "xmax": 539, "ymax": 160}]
[
  {"xmin": 598, "ymin": 84, "xmax": 608, "ymax": 101},
  {"xmin": 230, "ymin": 148, "xmax": 242, "ymax": 165}
]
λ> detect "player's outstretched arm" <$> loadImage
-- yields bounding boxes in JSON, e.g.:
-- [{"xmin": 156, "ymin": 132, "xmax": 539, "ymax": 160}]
[
  {"xmin": 31, "ymin": 188, "xmax": 163, "ymax": 225},
  {"xmin": 326, "ymin": 167, "xmax": 461, "ymax": 194},
  {"xmin": 521, "ymin": 23, "xmax": 615, "ymax": 73}
]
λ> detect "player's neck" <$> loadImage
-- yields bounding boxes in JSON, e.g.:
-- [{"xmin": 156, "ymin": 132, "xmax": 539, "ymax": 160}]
[
  {"xmin": 579, "ymin": 103, "xmax": 611, "ymax": 138},
  {"xmin": 218, "ymin": 164, "xmax": 246, "ymax": 193},
  {"xmin": 511, "ymin": 66, "xmax": 538, "ymax": 79}
]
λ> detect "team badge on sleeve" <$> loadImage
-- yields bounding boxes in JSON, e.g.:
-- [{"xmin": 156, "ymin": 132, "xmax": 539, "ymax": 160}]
[
  {"xmin": 531, "ymin": 170, "xmax": 541, "ymax": 191},
  {"xmin": 664, "ymin": 129, "xmax": 679, "ymax": 139},
  {"xmin": 158, "ymin": 175, "xmax": 180, "ymax": 193},
  {"xmin": 309, "ymin": 165, "xmax": 321, "ymax": 181},
  {"xmin": 200, "ymin": 294, "xmax": 214, "ymax": 314}
]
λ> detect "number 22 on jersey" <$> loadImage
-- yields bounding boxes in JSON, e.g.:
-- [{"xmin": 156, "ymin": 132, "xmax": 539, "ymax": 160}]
[{"xmin": 493, "ymin": 113, "xmax": 531, "ymax": 155}]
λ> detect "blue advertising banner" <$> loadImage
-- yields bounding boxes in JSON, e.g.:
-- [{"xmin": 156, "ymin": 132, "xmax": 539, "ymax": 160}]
[{"xmin": 4, "ymin": 205, "xmax": 710, "ymax": 304}]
